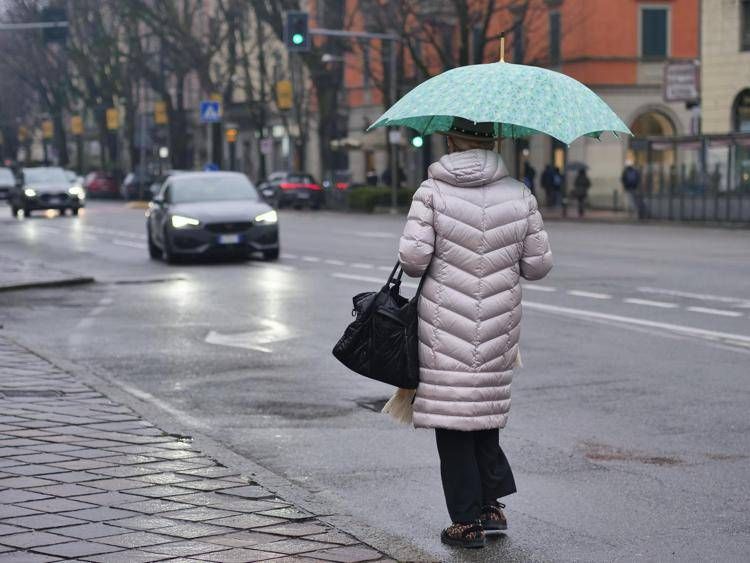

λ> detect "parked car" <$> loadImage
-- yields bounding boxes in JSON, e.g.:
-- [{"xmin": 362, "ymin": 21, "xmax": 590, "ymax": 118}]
[
  {"xmin": 121, "ymin": 171, "xmax": 156, "ymax": 200},
  {"xmin": 83, "ymin": 171, "xmax": 119, "ymax": 198},
  {"xmin": 0, "ymin": 167, "xmax": 15, "ymax": 201},
  {"xmin": 9, "ymin": 167, "xmax": 85, "ymax": 217},
  {"xmin": 258, "ymin": 171, "xmax": 323, "ymax": 209},
  {"xmin": 146, "ymin": 171, "xmax": 279, "ymax": 263}
]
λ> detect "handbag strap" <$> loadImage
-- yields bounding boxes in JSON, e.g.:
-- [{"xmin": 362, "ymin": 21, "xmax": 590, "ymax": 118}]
[{"xmin": 388, "ymin": 259, "xmax": 429, "ymax": 297}]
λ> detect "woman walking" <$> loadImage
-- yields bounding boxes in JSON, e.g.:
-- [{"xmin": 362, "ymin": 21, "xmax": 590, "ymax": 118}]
[{"xmin": 398, "ymin": 118, "xmax": 553, "ymax": 549}]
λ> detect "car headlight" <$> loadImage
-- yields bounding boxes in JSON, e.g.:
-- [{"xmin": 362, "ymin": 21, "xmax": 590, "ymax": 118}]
[
  {"xmin": 171, "ymin": 215, "xmax": 201, "ymax": 228},
  {"xmin": 24, "ymin": 188, "xmax": 36, "ymax": 197},
  {"xmin": 68, "ymin": 185, "xmax": 85, "ymax": 199},
  {"xmin": 254, "ymin": 210, "xmax": 278, "ymax": 224}
]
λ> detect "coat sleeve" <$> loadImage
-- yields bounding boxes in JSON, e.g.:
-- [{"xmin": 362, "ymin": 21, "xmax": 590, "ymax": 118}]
[
  {"xmin": 399, "ymin": 184, "xmax": 435, "ymax": 277},
  {"xmin": 520, "ymin": 194, "xmax": 553, "ymax": 281}
]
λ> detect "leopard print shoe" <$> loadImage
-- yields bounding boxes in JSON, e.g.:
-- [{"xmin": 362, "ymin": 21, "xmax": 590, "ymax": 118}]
[
  {"xmin": 481, "ymin": 502, "xmax": 508, "ymax": 533},
  {"xmin": 440, "ymin": 519, "xmax": 485, "ymax": 549}
]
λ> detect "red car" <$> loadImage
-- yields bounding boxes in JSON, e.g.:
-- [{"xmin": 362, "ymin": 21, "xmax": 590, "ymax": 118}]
[{"xmin": 84, "ymin": 171, "xmax": 119, "ymax": 198}]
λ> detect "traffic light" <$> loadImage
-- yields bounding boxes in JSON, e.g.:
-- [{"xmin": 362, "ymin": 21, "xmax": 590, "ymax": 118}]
[
  {"xmin": 225, "ymin": 128, "xmax": 238, "ymax": 143},
  {"xmin": 411, "ymin": 135, "xmax": 424, "ymax": 148},
  {"xmin": 284, "ymin": 11, "xmax": 310, "ymax": 52}
]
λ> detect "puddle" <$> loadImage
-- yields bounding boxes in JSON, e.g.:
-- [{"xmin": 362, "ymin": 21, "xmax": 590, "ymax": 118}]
[{"xmin": 581, "ymin": 441, "xmax": 683, "ymax": 466}]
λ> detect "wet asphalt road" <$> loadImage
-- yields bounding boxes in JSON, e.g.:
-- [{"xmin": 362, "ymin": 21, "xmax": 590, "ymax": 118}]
[{"xmin": 1, "ymin": 201, "xmax": 749, "ymax": 562}]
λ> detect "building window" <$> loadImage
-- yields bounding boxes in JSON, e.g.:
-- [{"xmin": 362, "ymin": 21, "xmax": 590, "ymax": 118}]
[
  {"xmin": 641, "ymin": 7, "xmax": 669, "ymax": 59},
  {"xmin": 549, "ymin": 11, "xmax": 561, "ymax": 65},
  {"xmin": 734, "ymin": 89, "xmax": 750, "ymax": 132},
  {"xmin": 742, "ymin": 0, "xmax": 750, "ymax": 51}
]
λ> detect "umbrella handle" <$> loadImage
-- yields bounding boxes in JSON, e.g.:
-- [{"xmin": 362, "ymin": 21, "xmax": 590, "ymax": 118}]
[{"xmin": 500, "ymin": 33, "xmax": 505, "ymax": 63}]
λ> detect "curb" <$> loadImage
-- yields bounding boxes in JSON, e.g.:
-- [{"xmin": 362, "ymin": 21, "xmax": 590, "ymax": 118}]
[
  {"xmin": 3, "ymin": 331, "xmax": 433, "ymax": 562},
  {"xmin": 0, "ymin": 275, "xmax": 95, "ymax": 293}
]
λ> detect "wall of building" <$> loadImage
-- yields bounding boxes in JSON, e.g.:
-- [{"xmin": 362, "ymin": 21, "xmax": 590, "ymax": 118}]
[{"xmin": 702, "ymin": 0, "xmax": 750, "ymax": 133}]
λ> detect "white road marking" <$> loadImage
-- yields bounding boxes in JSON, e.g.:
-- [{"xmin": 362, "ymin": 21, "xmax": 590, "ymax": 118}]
[
  {"xmin": 281, "ymin": 253, "xmax": 298, "ymax": 259},
  {"xmin": 112, "ymin": 239, "xmax": 147, "ymax": 249},
  {"xmin": 686, "ymin": 306, "xmax": 743, "ymax": 318},
  {"xmin": 114, "ymin": 381, "xmax": 208, "ymax": 430},
  {"xmin": 624, "ymin": 298, "xmax": 679, "ymax": 309},
  {"xmin": 331, "ymin": 272, "xmax": 417, "ymax": 289},
  {"xmin": 324, "ymin": 259, "xmax": 345, "ymax": 266},
  {"xmin": 351, "ymin": 263, "xmax": 374, "ymax": 269},
  {"xmin": 377, "ymin": 265, "xmax": 395, "ymax": 272},
  {"xmin": 523, "ymin": 285, "xmax": 556, "ymax": 292},
  {"xmin": 638, "ymin": 286, "xmax": 750, "ymax": 308},
  {"xmin": 205, "ymin": 319, "xmax": 294, "ymax": 353},
  {"xmin": 302, "ymin": 256, "xmax": 321, "ymax": 262},
  {"xmin": 524, "ymin": 301, "xmax": 750, "ymax": 348},
  {"xmin": 567, "ymin": 290, "xmax": 611, "ymax": 300}
]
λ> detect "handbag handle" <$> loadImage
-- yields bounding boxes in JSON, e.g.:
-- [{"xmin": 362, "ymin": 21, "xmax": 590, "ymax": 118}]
[{"xmin": 388, "ymin": 260, "xmax": 428, "ymax": 297}]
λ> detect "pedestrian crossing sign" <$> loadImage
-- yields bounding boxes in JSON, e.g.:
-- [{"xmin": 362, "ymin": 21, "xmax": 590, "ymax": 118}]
[{"xmin": 200, "ymin": 100, "xmax": 222, "ymax": 123}]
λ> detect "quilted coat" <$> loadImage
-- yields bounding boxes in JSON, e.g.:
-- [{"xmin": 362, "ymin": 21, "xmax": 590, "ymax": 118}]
[{"xmin": 399, "ymin": 148, "xmax": 552, "ymax": 431}]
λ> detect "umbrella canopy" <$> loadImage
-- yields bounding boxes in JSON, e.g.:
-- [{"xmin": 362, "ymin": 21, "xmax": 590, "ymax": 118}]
[{"xmin": 368, "ymin": 61, "xmax": 631, "ymax": 145}]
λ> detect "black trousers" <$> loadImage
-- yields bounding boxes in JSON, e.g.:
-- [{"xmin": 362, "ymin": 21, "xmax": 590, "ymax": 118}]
[{"xmin": 435, "ymin": 428, "xmax": 517, "ymax": 523}]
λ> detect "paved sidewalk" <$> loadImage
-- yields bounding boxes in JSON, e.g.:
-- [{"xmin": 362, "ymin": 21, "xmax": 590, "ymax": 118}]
[
  {"xmin": 0, "ymin": 337, "xmax": 388, "ymax": 562},
  {"xmin": 0, "ymin": 256, "xmax": 93, "ymax": 293}
]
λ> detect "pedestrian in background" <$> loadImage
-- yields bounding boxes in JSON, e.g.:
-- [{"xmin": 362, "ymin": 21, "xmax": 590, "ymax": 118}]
[
  {"xmin": 522, "ymin": 161, "xmax": 536, "ymax": 195},
  {"xmin": 621, "ymin": 161, "xmax": 646, "ymax": 219},
  {"xmin": 541, "ymin": 164, "xmax": 555, "ymax": 208},
  {"xmin": 552, "ymin": 166, "xmax": 564, "ymax": 209},
  {"xmin": 572, "ymin": 168, "xmax": 591, "ymax": 217},
  {"xmin": 398, "ymin": 117, "xmax": 553, "ymax": 549}
]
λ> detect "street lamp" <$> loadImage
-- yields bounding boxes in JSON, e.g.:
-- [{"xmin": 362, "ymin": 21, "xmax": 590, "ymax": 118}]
[{"xmin": 159, "ymin": 146, "xmax": 169, "ymax": 159}]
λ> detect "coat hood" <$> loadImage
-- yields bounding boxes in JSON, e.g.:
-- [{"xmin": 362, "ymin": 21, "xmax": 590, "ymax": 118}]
[{"xmin": 428, "ymin": 149, "xmax": 509, "ymax": 187}]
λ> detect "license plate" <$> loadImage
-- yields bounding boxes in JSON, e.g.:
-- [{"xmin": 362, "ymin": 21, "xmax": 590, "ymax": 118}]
[
  {"xmin": 48, "ymin": 197, "xmax": 61, "ymax": 204},
  {"xmin": 297, "ymin": 192, "xmax": 310, "ymax": 199},
  {"xmin": 218, "ymin": 234, "xmax": 241, "ymax": 244}
]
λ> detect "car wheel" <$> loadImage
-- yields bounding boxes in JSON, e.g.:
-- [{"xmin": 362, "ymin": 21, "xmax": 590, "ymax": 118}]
[
  {"xmin": 21, "ymin": 208, "xmax": 30, "ymax": 218},
  {"xmin": 162, "ymin": 228, "xmax": 178, "ymax": 264},
  {"xmin": 263, "ymin": 248, "xmax": 280, "ymax": 261},
  {"xmin": 11, "ymin": 206, "xmax": 18, "ymax": 218},
  {"xmin": 71, "ymin": 207, "xmax": 79, "ymax": 216},
  {"xmin": 59, "ymin": 208, "xmax": 67, "ymax": 217},
  {"xmin": 147, "ymin": 226, "xmax": 161, "ymax": 260}
]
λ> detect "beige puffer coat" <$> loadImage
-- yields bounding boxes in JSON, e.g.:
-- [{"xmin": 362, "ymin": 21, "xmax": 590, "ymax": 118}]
[{"xmin": 399, "ymin": 148, "xmax": 552, "ymax": 431}]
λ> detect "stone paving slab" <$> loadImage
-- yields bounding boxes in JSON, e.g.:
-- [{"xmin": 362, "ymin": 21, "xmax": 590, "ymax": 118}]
[
  {"xmin": 0, "ymin": 337, "xmax": 388, "ymax": 562},
  {"xmin": 0, "ymin": 256, "xmax": 93, "ymax": 293}
]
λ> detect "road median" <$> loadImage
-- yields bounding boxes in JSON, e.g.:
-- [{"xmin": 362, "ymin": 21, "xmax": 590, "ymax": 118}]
[{"xmin": 0, "ymin": 254, "xmax": 94, "ymax": 292}]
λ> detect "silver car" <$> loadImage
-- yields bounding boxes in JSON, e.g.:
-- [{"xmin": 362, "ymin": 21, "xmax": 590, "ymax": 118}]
[{"xmin": 146, "ymin": 171, "xmax": 280, "ymax": 263}]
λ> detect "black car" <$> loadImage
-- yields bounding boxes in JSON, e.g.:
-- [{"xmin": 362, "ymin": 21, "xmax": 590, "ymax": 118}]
[
  {"xmin": 146, "ymin": 171, "xmax": 279, "ymax": 262},
  {"xmin": 0, "ymin": 167, "xmax": 15, "ymax": 201},
  {"xmin": 10, "ymin": 167, "xmax": 86, "ymax": 217},
  {"xmin": 258, "ymin": 171, "xmax": 323, "ymax": 209}
]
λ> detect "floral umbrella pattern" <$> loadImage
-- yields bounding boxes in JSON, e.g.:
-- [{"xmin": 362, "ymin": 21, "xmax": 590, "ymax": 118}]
[{"xmin": 368, "ymin": 61, "xmax": 631, "ymax": 145}]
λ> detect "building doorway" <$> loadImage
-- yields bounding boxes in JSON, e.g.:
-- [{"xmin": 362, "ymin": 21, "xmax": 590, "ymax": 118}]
[{"xmin": 628, "ymin": 110, "xmax": 677, "ymax": 194}]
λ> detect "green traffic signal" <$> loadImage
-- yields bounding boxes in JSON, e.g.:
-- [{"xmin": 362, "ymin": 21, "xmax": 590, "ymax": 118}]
[
  {"xmin": 411, "ymin": 136, "xmax": 424, "ymax": 148},
  {"xmin": 292, "ymin": 33, "xmax": 305, "ymax": 45}
]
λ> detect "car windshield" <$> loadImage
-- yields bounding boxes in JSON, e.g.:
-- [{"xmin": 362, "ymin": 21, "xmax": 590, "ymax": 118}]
[
  {"xmin": 171, "ymin": 174, "xmax": 258, "ymax": 203},
  {"xmin": 23, "ymin": 168, "xmax": 69, "ymax": 184},
  {"xmin": 0, "ymin": 168, "xmax": 14, "ymax": 184}
]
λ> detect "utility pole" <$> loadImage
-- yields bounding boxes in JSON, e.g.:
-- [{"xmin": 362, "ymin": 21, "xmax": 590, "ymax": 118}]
[{"xmin": 302, "ymin": 27, "xmax": 401, "ymax": 213}]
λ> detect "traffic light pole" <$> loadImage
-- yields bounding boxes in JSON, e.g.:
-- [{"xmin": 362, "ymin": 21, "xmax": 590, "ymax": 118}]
[{"xmin": 309, "ymin": 28, "xmax": 400, "ymax": 213}]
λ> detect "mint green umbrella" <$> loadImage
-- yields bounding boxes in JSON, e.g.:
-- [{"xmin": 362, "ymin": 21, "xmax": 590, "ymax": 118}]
[{"xmin": 369, "ymin": 49, "xmax": 630, "ymax": 145}]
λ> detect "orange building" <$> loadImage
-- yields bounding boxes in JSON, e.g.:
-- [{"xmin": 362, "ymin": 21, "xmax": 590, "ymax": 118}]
[{"xmin": 338, "ymin": 0, "xmax": 700, "ymax": 206}]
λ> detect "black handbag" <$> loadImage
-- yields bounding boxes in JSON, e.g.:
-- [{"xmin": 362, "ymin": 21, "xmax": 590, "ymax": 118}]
[{"xmin": 332, "ymin": 262, "xmax": 425, "ymax": 389}]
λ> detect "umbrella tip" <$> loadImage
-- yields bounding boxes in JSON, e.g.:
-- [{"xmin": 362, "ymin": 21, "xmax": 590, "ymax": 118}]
[{"xmin": 500, "ymin": 33, "xmax": 505, "ymax": 63}]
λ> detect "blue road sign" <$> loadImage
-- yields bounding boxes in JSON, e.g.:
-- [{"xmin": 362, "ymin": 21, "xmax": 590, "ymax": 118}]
[{"xmin": 200, "ymin": 101, "xmax": 221, "ymax": 123}]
